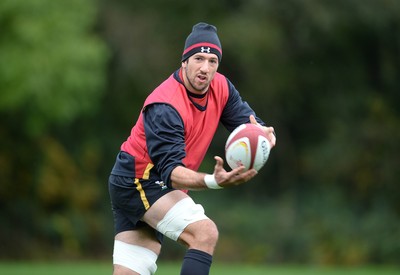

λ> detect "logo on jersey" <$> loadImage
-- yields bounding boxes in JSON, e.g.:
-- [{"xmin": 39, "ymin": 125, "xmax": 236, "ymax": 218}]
[
  {"xmin": 201, "ymin": 47, "xmax": 211, "ymax": 53},
  {"xmin": 155, "ymin": 180, "xmax": 168, "ymax": 190}
]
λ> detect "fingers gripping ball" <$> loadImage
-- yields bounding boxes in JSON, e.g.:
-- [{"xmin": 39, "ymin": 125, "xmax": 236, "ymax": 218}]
[{"xmin": 225, "ymin": 124, "xmax": 270, "ymax": 171}]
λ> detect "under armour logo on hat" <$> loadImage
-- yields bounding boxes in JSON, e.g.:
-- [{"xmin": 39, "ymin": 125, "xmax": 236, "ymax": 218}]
[{"xmin": 201, "ymin": 47, "xmax": 211, "ymax": 53}]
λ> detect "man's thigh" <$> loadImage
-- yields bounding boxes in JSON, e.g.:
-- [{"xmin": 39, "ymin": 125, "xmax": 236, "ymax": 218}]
[
  {"xmin": 115, "ymin": 226, "xmax": 162, "ymax": 255},
  {"xmin": 142, "ymin": 190, "xmax": 189, "ymax": 228},
  {"xmin": 113, "ymin": 227, "xmax": 160, "ymax": 274},
  {"xmin": 113, "ymin": 190, "xmax": 189, "ymax": 256},
  {"xmin": 143, "ymin": 190, "xmax": 210, "ymax": 242}
]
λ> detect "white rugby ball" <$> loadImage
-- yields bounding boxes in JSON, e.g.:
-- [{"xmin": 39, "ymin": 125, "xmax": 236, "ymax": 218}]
[{"xmin": 225, "ymin": 123, "xmax": 270, "ymax": 171}]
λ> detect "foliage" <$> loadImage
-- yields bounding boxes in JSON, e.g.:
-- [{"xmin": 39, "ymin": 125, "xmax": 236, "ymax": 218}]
[
  {"xmin": 0, "ymin": 0, "xmax": 110, "ymax": 259},
  {"xmin": 192, "ymin": 187, "xmax": 400, "ymax": 266},
  {"xmin": 0, "ymin": 0, "xmax": 399, "ymax": 265},
  {"xmin": 0, "ymin": 0, "xmax": 108, "ymax": 136}
]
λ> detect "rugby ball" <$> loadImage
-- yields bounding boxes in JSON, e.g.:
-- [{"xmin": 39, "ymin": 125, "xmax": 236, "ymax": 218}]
[{"xmin": 225, "ymin": 123, "xmax": 270, "ymax": 171}]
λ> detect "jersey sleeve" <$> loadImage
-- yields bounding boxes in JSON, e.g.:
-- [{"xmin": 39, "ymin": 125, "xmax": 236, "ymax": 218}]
[
  {"xmin": 220, "ymin": 78, "xmax": 266, "ymax": 132},
  {"xmin": 143, "ymin": 103, "xmax": 186, "ymax": 188}
]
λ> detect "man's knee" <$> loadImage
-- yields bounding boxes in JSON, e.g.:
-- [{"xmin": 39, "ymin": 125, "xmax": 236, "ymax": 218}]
[
  {"xmin": 180, "ymin": 219, "xmax": 219, "ymax": 253},
  {"xmin": 195, "ymin": 219, "xmax": 219, "ymax": 245}
]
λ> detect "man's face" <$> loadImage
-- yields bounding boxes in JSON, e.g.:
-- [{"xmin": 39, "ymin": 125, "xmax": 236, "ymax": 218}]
[{"xmin": 182, "ymin": 53, "xmax": 219, "ymax": 94}]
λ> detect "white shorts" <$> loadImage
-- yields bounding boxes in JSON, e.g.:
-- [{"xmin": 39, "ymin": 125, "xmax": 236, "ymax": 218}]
[{"xmin": 156, "ymin": 197, "xmax": 209, "ymax": 241}]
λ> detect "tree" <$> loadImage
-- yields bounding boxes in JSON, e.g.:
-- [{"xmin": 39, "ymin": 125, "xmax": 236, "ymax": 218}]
[
  {"xmin": 0, "ymin": 0, "xmax": 108, "ymax": 136},
  {"xmin": 0, "ymin": 0, "xmax": 109, "ymax": 258}
]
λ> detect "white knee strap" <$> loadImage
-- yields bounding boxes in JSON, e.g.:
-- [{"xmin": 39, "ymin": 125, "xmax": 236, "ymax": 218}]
[
  {"xmin": 113, "ymin": 240, "xmax": 158, "ymax": 275},
  {"xmin": 156, "ymin": 197, "xmax": 209, "ymax": 241}
]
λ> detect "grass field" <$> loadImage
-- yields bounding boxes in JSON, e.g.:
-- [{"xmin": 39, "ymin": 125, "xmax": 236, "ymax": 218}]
[{"xmin": 0, "ymin": 261, "xmax": 399, "ymax": 275}]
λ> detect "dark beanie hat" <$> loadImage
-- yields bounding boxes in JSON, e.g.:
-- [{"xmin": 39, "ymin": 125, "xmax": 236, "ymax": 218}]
[{"xmin": 182, "ymin": 22, "xmax": 222, "ymax": 62}]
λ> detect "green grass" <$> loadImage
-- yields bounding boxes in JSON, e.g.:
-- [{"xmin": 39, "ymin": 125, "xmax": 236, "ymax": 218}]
[{"xmin": 0, "ymin": 261, "xmax": 399, "ymax": 275}]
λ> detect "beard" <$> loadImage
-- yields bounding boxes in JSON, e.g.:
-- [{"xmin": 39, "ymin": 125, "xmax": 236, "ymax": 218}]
[{"xmin": 184, "ymin": 66, "xmax": 209, "ymax": 94}]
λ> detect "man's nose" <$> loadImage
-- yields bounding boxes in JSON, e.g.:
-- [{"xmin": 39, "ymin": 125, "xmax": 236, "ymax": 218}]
[{"xmin": 200, "ymin": 61, "xmax": 210, "ymax": 72}]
